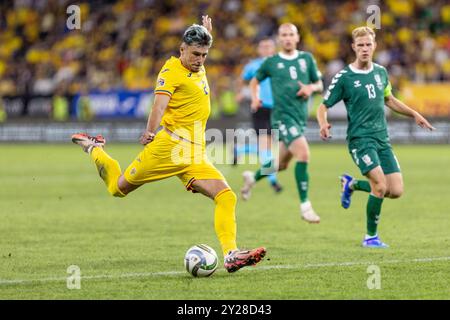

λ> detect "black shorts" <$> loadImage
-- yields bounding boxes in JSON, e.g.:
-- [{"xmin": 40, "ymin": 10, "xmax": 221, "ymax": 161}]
[{"xmin": 252, "ymin": 107, "xmax": 272, "ymax": 135}]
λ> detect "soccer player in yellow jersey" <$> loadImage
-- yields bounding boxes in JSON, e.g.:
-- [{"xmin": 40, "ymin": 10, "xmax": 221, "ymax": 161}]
[{"xmin": 71, "ymin": 16, "xmax": 266, "ymax": 273}]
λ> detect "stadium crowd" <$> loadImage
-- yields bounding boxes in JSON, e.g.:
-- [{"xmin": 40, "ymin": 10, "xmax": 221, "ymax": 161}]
[{"xmin": 0, "ymin": 0, "xmax": 449, "ymax": 107}]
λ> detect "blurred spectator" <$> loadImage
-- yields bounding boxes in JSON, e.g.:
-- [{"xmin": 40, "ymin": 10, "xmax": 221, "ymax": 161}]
[
  {"xmin": 0, "ymin": 96, "xmax": 6, "ymax": 122},
  {"xmin": 76, "ymin": 85, "xmax": 93, "ymax": 121},
  {"xmin": 32, "ymin": 64, "xmax": 56, "ymax": 95},
  {"xmin": 52, "ymin": 87, "xmax": 69, "ymax": 121},
  {"xmin": 220, "ymin": 90, "xmax": 239, "ymax": 117}
]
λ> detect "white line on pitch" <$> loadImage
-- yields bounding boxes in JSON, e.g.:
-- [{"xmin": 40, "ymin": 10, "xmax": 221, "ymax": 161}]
[{"xmin": 1, "ymin": 256, "xmax": 449, "ymax": 286}]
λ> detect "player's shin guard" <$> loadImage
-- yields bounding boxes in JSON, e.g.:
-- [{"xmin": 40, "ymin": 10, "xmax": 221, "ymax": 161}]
[
  {"xmin": 214, "ymin": 188, "xmax": 238, "ymax": 257},
  {"xmin": 367, "ymin": 194, "xmax": 383, "ymax": 236},
  {"xmin": 295, "ymin": 162, "xmax": 309, "ymax": 203},
  {"xmin": 90, "ymin": 147, "xmax": 125, "ymax": 197}
]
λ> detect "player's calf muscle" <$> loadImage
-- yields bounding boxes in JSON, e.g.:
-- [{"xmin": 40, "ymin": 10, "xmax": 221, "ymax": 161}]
[{"xmin": 116, "ymin": 175, "xmax": 140, "ymax": 196}]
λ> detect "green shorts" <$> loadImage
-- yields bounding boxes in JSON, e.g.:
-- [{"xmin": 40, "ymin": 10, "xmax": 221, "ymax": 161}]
[
  {"xmin": 271, "ymin": 114, "xmax": 306, "ymax": 147},
  {"xmin": 348, "ymin": 136, "xmax": 401, "ymax": 176}
]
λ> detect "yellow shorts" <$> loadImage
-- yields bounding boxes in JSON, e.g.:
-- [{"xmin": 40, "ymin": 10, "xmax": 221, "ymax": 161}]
[{"xmin": 123, "ymin": 129, "xmax": 225, "ymax": 191}]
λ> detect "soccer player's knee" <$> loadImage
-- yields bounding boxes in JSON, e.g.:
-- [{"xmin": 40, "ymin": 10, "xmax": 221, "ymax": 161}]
[
  {"xmin": 373, "ymin": 182, "xmax": 387, "ymax": 197},
  {"xmin": 388, "ymin": 186, "xmax": 403, "ymax": 199}
]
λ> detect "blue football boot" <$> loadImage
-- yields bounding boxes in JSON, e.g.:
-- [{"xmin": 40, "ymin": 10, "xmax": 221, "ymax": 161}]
[
  {"xmin": 340, "ymin": 174, "xmax": 354, "ymax": 209},
  {"xmin": 362, "ymin": 235, "xmax": 389, "ymax": 248}
]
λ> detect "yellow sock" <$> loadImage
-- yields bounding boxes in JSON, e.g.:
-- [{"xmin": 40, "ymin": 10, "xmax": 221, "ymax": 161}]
[
  {"xmin": 90, "ymin": 147, "xmax": 125, "ymax": 197},
  {"xmin": 214, "ymin": 188, "xmax": 238, "ymax": 257}
]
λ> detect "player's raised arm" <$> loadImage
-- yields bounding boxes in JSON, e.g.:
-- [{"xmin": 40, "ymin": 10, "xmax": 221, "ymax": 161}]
[
  {"xmin": 140, "ymin": 94, "xmax": 170, "ymax": 145},
  {"xmin": 249, "ymin": 77, "xmax": 262, "ymax": 112},
  {"xmin": 202, "ymin": 15, "xmax": 212, "ymax": 33},
  {"xmin": 384, "ymin": 94, "xmax": 435, "ymax": 131},
  {"xmin": 317, "ymin": 103, "xmax": 332, "ymax": 141}
]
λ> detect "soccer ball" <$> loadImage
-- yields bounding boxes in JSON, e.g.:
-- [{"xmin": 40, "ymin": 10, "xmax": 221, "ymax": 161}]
[{"xmin": 184, "ymin": 244, "xmax": 218, "ymax": 277}]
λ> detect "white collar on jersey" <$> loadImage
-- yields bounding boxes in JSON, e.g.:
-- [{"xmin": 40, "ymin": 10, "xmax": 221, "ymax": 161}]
[
  {"xmin": 349, "ymin": 63, "xmax": 374, "ymax": 74},
  {"xmin": 278, "ymin": 51, "xmax": 299, "ymax": 60}
]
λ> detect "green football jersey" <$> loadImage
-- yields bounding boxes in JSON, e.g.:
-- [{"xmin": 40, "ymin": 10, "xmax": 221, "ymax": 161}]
[
  {"xmin": 256, "ymin": 50, "xmax": 322, "ymax": 122},
  {"xmin": 323, "ymin": 63, "xmax": 392, "ymax": 140}
]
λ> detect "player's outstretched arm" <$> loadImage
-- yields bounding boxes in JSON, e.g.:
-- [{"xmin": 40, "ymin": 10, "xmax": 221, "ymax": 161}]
[
  {"xmin": 249, "ymin": 77, "xmax": 262, "ymax": 112},
  {"xmin": 385, "ymin": 94, "xmax": 435, "ymax": 131},
  {"xmin": 317, "ymin": 103, "xmax": 332, "ymax": 140},
  {"xmin": 140, "ymin": 94, "xmax": 170, "ymax": 145}
]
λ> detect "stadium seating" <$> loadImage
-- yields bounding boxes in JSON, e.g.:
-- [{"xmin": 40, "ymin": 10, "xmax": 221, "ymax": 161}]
[{"xmin": 0, "ymin": 0, "xmax": 448, "ymax": 111}]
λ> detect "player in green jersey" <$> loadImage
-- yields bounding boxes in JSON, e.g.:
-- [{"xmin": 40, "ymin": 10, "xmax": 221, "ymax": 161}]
[
  {"xmin": 317, "ymin": 27, "xmax": 435, "ymax": 248},
  {"xmin": 241, "ymin": 23, "xmax": 323, "ymax": 223}
]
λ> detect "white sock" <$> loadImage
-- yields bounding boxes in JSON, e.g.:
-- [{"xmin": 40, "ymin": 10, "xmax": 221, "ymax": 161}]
[{"xmin": 300, "ymin": 201, "xmax": 311, "ymax": 211}]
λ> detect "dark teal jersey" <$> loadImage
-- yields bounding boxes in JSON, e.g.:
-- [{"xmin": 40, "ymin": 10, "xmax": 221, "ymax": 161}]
[
  {"xmin": 323, "ymin": 63, "xmax": 392, "ymax": 140},
  {"xmin": 256, "ymin": 50, "xmax": 322, "ymax": 122}
]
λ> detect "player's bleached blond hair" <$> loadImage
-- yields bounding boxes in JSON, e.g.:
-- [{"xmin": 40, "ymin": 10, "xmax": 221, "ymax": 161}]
[
  {"xmin": 182, "ymin": 24, "xmax": 213, "ymax": 47},
  {"xmin": 352, "ymin": 27, "xmax": 376, "ymax": 42}
]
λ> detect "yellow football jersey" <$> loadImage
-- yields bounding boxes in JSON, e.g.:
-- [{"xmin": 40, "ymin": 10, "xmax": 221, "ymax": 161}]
[{"xmin": 154, "ymin": 57, "xmax": 210, "ymax": 145}]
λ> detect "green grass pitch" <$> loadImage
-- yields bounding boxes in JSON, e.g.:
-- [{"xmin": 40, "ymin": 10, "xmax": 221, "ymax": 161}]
[{"xmin": 0, "ymin": 143, "xmax": 449, "ymax": 299}]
